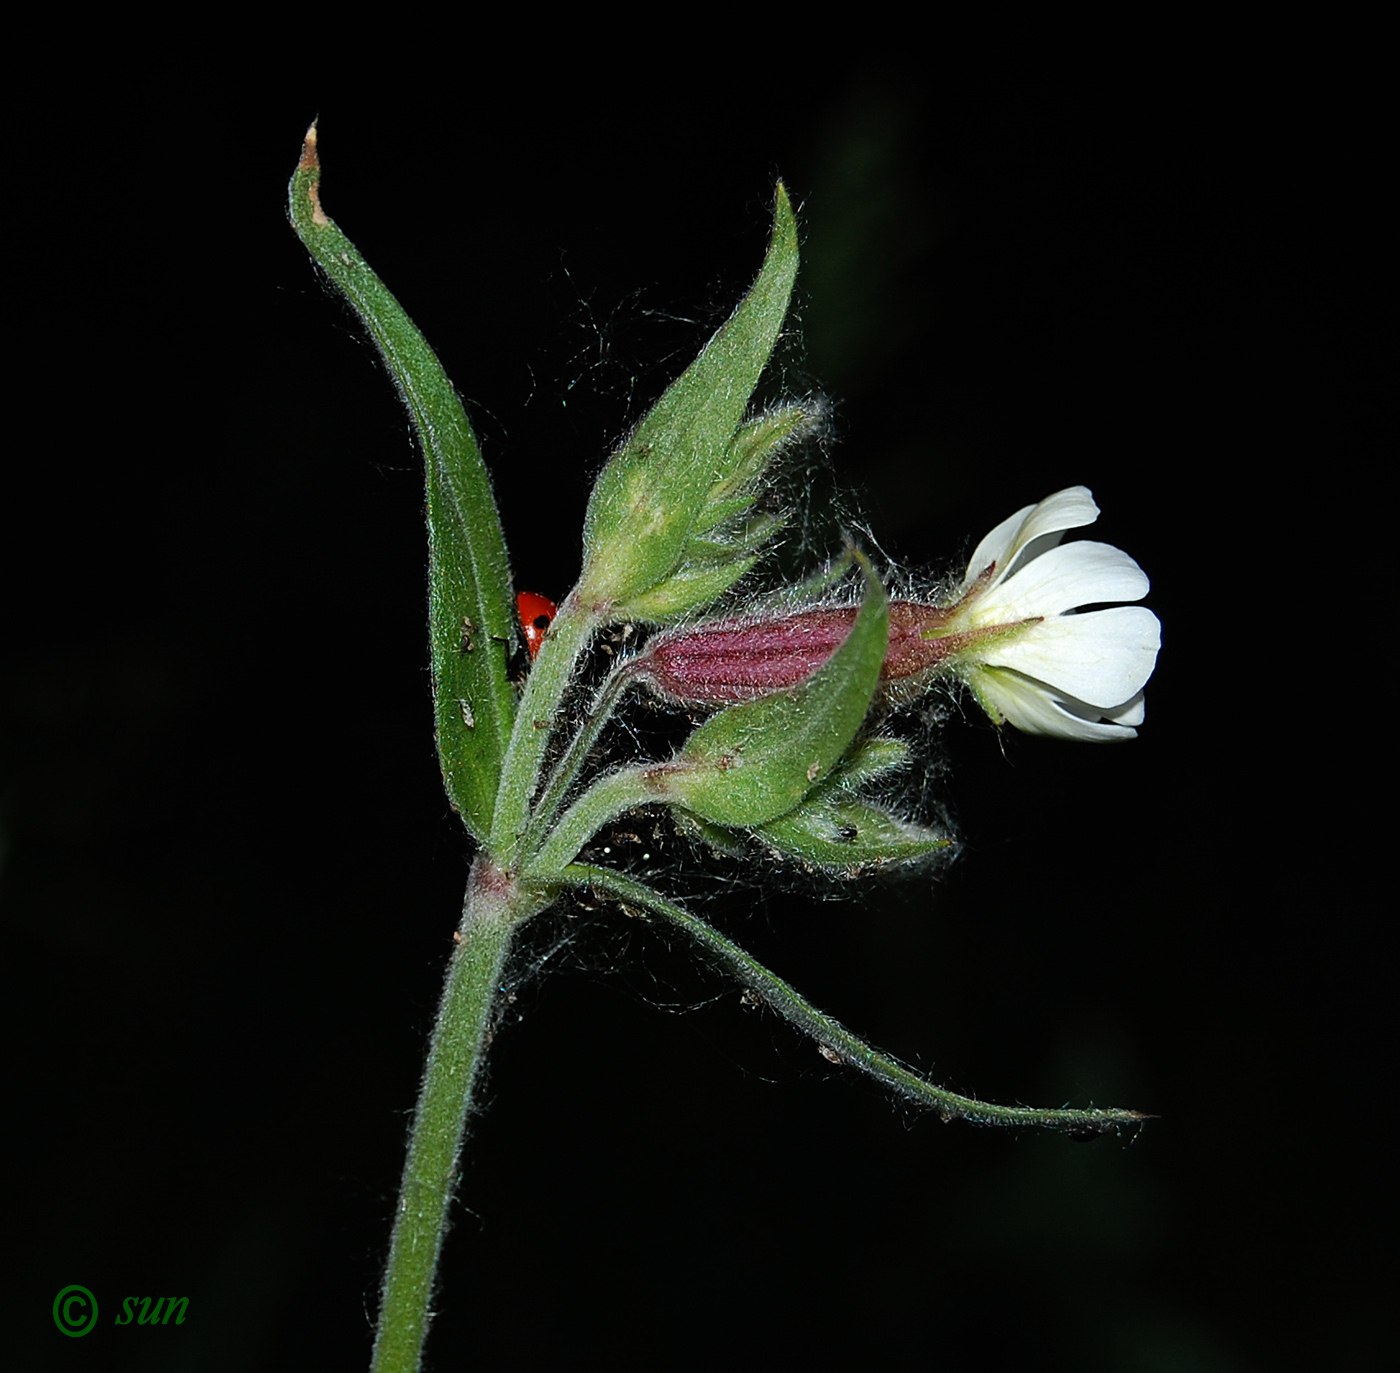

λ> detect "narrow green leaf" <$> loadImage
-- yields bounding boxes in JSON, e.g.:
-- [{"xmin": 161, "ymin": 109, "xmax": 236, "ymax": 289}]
[
  {"xmin": 617, "ymin": 513, "xmax": 786, "ymax": 624},
  {"xmin": 579, "ymin": 184, "xmax": 800, "ymax": 615},
  {"xmin": 831, "ymin": 736, "xmax": 913, "ymax": 786},
  {"xmin": 679, "ymin": 737, "xmax": 944, "ymax": 870},
  {"xmin": 670, "ymin": 809, "xmax": 753, "ymax": 860},
  {"xmin": 737, "ymin": 550, "xmax": 855, "ymax": 619},
  {"xmin": 694, "ymin": 402, "xmax": 818, "ymax": 530},
  {"xmin": 562, "ymin": 864, "xmax": 1149, "ymax": 1137},
  {"xmin": 287, "ymin": 126, "xmax": 515, "ymax": 841},
  {"xmin": 660, "ymin": 554, "xmax": 888, "ymax": 827},
  {"xmin": 615, "ymin": 553, "xmax": 759, "ymax": 623},
  {"xmin": 686, "ymin": 497, "xmax": 759, "ymax": 535},
  {"xmin": 755, "ymin": 795, "xmax": 950, "ymax": 869},
  {"xmin": 685, "ymin": 511, "xmax": 787, "ymax": 562}
]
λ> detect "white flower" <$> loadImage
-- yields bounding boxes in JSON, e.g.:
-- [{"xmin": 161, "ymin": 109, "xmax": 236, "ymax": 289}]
[{"xmin": 950, "ymin": 486, "xmax": 1161, "ymax": 741}]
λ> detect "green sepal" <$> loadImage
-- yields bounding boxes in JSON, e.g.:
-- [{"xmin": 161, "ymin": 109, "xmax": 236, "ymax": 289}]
[
  {"xmin": 579, "ymin": 185, "xmax": 799, "ymax": 616},
  {"xmin": 287, "ymin": 127, "xmax": 515, "ymax": 842},
  {"xmin": 659, "ymin": 553, "xmax": 888, "ymax": 827}
]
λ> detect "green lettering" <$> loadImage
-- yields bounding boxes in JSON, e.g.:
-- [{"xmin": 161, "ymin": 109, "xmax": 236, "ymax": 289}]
[
  {"xmin": 137, "ymin": 1297, "xmax": 162, "ymax": 1325},
  {"xmin": 164, "ymin": 1297, "xmax": 189, "ymax": 1325},
  {"xmin": 116, "ymin": 1296, "xmax": 136, "ymax": 1326}
]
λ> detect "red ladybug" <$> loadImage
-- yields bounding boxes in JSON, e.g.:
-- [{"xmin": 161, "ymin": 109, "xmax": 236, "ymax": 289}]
[{"xmin": 517, "ymin": 591, "xmax": 557, "ymax": 661}]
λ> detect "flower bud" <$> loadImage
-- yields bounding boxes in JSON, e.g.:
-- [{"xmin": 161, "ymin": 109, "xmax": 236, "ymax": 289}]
[
  {"xmin": 650, "ymin": 557, "xmax": 889, "ymax": 828},
  {"xmin": 634, "ymin": 600, "xmax": 971, "ymax": 706}
]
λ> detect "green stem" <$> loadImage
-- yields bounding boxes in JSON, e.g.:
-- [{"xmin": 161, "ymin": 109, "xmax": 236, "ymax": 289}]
[
  {"xmin": 490, "ymin": 592, "xmax": 598, "ymax": 864},
  {"xmin": 370, "ymin": 858, "xmax": 528, "ymax": 1373},
  {"xmin": 564, "ymin": 864, "xmax": 1147, "ymax": 1137},
  {"xmin": 524, "ymin": 768, "xmax": 656, "ymax": 879},
  {"xmin": 528, "ymin": 662, "xmax": 638, "ymax": 836}
]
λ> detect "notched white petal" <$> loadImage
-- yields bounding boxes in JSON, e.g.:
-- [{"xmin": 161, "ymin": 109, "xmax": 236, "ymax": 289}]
[
  {"xmin": 961, "ymin": 486, "xmax": 1101, "ymax": 591},
  {"xmin": 1105, "ymin": 691, "xmax": 1146, "ymax": 728},
  {"xmin": 981, "ymin": 606, "xmax": 1161, "ymax": 706},
  {"xmin": 950, "ymin": 487, "xmax": 1158, "ymax": 740},
  {"xmin": 987, "ymin": 542, "xmax": 1151, "ymax": 621},
  {"xmin": 962, "ymin": 502, "xmax": 1036, "ymax": 589},
  {"xmin": 970, "ymin": 665, "xmax": 1143, "ymax": 742}
]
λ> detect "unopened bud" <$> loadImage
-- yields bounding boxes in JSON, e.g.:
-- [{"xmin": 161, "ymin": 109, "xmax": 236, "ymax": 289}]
[{"xmin": 635, "ymin": 599, "xmax": 994, "ymax": 706}]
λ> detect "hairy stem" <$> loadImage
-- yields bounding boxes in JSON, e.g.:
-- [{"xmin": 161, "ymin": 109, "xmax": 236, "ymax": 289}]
[
  {"xmin": 565, "ymin": 864, "xmax": 1147, "ymax": 1137},
  {"xmin": 524, "ymin": 768, "xmax": 656, "ymax": 880},
  {"xmin": 490, "ymin": 592, "xmax": 596, "ymax": 864},
  {"xmin": 371, "ymin": 859, "xmax": 525, "ymax": 1373},
  {"xmin": 528, "ymin": 661, "xmax": 639, "ymax": 836}
]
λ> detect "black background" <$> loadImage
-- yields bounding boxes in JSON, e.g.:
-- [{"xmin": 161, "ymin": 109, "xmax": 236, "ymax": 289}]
[{"xmin": 5, "ymin": 34, "xmax": 1380, "ymax": 1371}]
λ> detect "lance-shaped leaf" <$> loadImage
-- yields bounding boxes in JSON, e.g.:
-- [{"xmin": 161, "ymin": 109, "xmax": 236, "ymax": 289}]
[
  {"xmin": 616, "ymin": 552, "xmax": 763, "ymax": 624},
  {"xmin": 287, "ymin": 126, "xmax": 515, "ymax": 842},
  {"xmin": 692, "ymin": 403, "xmax": 816, "ymax": 535},
  {"xmin": 755, "ymin": 795, "xmax": 949, "ymax": 869},
  {"xmin": 823, "ymin": 735, "xmax": 913, "ymax": 786},
  {"xmin": 656, "ymin": 555, "xmax": 888, "ymax": 828},
  {"xmin": 615, "ymin": 510, "xmax": 784, "ymax": 624},
  {"xmin": 561, "ymin": 864, "xmax": 1148, "ymax": 1137},
  {"xmin": 578, "ymin": 185, "xmax": 799, "ymax": 620}
]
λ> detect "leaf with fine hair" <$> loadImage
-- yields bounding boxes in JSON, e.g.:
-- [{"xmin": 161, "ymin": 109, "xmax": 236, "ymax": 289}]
[
  {"xmin": 755, "ymin": 794, "xmax": 949, "ymax": 869},
  {"xmin": 578, "ymin": 184, "xmax": 800, "ymax": 619},
  {"xmin": 562, "ymin": 863, "xmax": 1147, "ymax": 1137},
  {"xmin": 287, "ymin": 125, "xmax": 516, "ymax": 842}
]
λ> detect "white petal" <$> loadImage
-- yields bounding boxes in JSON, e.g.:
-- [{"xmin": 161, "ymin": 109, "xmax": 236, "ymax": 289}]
[
  {"xmin": 1106, "ymin": 691, "xmax": 1146, "ymax": 727},
  {"xmin": 980, "ymin": 606, "xmax": 1161, "ymax": 707},
  {"xmin": 982, "ymin": 541, "xmax": 1150, "ymax": 621},
  {"xmin": 961, "ymin": 487, "xmax": 1100, "ymax": 590},
  {"xmin": 961, "ymin": 501, "xmax": 1037, "ymax": 588},
  {"xmin": 968, "ymin": 666, "xmax": 1141, "ymax": 741}
]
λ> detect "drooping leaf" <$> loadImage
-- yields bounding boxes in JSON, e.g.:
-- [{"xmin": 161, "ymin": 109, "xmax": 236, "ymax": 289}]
[
  {"xmin": 562, "ymin": 864, "xmax": 1147, "ymax": 1136},
  {"xmin": 288, "ymin": 126, "xmax": 515, "ymax": 841}
]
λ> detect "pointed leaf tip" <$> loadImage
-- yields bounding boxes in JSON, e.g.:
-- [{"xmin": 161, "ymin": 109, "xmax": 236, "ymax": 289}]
[
  {"xmin": 285, "ymin": 130, "xmax": 517, "ymax": 839},
  {"xmin": 579, "ymin": 179, "xmax": 801, "ymax": 617}
]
